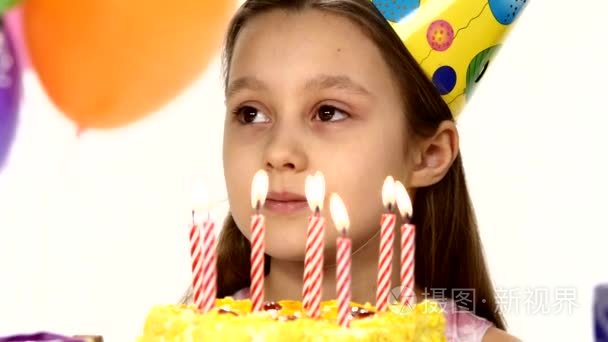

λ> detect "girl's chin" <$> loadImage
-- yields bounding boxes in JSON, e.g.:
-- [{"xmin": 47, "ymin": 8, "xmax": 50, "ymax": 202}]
[
  {"xmin": 265, "ymin": 239, "xmax": 340, "ymax": 262},
  {"xmin": 266, "ymin": 239, "xmax": 306, "ymax": 258},
  {"xmin": 264, "ymin": 250, "xmax": 305, "ymax": 262}
]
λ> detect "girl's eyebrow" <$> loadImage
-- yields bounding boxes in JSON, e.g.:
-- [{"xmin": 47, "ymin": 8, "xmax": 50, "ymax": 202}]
[
  {"xmin": 225, "ymin": 74, "xmax": 372, "ymax": 98},
  {"xmin": 226, "ymin": 76, "xmax": 267, "ymax": 98},
  {"xmin": 304, "ymin": 74, "xmax": 372, "ymax": 96}
]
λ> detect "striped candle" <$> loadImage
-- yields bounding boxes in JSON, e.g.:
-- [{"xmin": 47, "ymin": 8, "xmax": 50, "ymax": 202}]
[
  {"xmin": 376, "ymin": 213, "xmax": 396, "ymax": 311},
  {"xmin": 395, "ymin": 181, "xmax": 415, "ymax": 307},
  {"xmin": 189, "ymin": 216, "xmax": 204, "ymax": 310},
  {"xmin": 303, "ymin": 213, "xmax": 324, "ymax": 317},
  {"xmin": 250, "ymin": 170, "xmax": 269, "ymax": 312},
  {"xmin": 200, "ymin": 219, "xmax": 217, "ymax": 312},
  {"xmin": 190, "ymin": 182, "xmax": 217, "ymax": 312},
  {"xmin": 376, "ymin": 176, "xmax": 397, "ymax": 312},
  {"xmin": 336, "ymin": 232, "xmax": 352, "ymax": 327},
  {"xmin": 303, "ymin": 172, "xmax": 326, "ymax": 318},
  {"xmin": 330, "ymin": 193, "xmax": 351, "ymax": 328},
  {"xmin": 400, "ymin": 221, "xmax": 415, "ymax": 307},
  {"xmin": 250, "ymin": 213, "xmax": 265, "ymax": 312}
]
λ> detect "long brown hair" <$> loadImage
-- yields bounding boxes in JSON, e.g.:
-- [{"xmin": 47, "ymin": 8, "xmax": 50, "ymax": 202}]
[{"xmin": 210, "ymin": 0, "xmax": 505, "ymax": 330}]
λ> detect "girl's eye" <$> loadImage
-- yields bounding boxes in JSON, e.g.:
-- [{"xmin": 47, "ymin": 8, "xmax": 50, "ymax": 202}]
[
  {"xmin": 234, "ymin": 105, "xmax": 270, "ymax": 124},
  {"xmin": 314, "ymin": 105, "xmax": 349, "ymax": 122}
]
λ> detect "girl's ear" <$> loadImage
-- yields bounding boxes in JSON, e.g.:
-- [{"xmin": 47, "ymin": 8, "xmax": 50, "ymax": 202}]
[{"xmin": 408, "ymin": 120, "xmax": 459, "ymax": 188}]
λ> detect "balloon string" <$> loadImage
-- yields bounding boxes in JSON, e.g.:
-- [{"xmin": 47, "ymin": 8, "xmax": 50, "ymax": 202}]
[
  {"xmin": 452, "ymin": 2, "xmax": 489, "ymax": 41},
  {"xmin": 418, "ymin": 2, "xmax": 489, "ymax": 68},
  {"xmin": 447, "ymin": 92, "xmax": 464, "ymax": 105}
]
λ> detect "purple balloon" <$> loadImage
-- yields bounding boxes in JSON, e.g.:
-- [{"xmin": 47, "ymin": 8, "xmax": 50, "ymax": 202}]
[
  {"xmin": 0, "ymin": 18, "xmax": 22, "ymax": 172},
  {"xmin": 0, "ymin": 332, "xmax": 84, "ymax": 342}
]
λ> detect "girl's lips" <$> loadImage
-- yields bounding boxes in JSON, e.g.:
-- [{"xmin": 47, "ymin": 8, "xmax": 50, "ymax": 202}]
[
  {"xmin": 264, "ymin": 199, "xmax": 309, "ymax": 214},
  {"xmin": 264, "ymin": 192, "xmax": 308, "ymax": 214}
]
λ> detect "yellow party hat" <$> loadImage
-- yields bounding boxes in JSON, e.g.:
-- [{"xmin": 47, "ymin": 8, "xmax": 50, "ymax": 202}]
[{"xmin": 372, "ymin": 0, "xmax": 528, "ymax": 117}]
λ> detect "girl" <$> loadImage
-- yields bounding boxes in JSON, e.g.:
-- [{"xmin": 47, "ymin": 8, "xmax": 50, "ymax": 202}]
[{"xmin": 187, "ymin": 0, "xmax": 519, "ymax": 341}]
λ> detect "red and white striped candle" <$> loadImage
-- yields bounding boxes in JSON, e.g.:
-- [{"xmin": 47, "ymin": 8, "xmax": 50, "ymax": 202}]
[
  {"xmin": 190, "ymin": 182, "xmax": 217, "ymax": 312},
  {"xmin": 303, "ymin": 171, "xmax": 326, "ymax": 318},
  {"xmin": 200, "ymin": 219, "xmax": 216, "ymax": 312},
  {"xmin": 330, "ymin": 193, "xmax": 351, "ymax": 328},
  {"xmin": 376, "ymin": 176, "xmax": 396, "ymax": 312},
  {"xmin": 395, "ymin": 181, "xmax": 415, "ymax": 308},
  {"xmin": 250, "ymin": 169, "xmax": 269, "ymax": 312},
  {"xmin": 189, "ymin": 214, "xmax": 204, "ymax": 310}
]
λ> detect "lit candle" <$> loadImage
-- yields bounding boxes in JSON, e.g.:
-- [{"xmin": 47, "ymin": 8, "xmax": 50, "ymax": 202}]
[
  {"xmin": 250, "ymin": 169, "xmax": 269, "ymax": 312},
  {"xmin": 303, "ymin": 171, "xmax": 326, "ymax": 318},
  {"xmin": 330, "ymin": 193, "xmax": 351, "ymax": 328},
  {"xmin": 395, "ymin": 181, "xmax": 415, "ymax": 308},
  {"xmin": 376, "ymin": 176, "xmax": 397, "ymax": 312},
  {"xmin": 191, "ymin": 182, "xmax": 217, "ymax": 312}
]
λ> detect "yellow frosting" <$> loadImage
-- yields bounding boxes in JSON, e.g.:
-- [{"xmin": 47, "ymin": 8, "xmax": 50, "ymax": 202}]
[{"xmin": 138, "ymin": 297, "xmax": 446, "ymax": 341}]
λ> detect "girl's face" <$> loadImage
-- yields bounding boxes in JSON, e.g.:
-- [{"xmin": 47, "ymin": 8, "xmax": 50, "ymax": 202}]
[{"xmin": 224, "ymin": 9, "xmax": 410, "ymax": 259}]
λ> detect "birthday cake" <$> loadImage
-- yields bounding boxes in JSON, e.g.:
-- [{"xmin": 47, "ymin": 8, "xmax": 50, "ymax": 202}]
[{"xmin": 138, "ymin": 297, "xmax": 446, "ymax": 341}]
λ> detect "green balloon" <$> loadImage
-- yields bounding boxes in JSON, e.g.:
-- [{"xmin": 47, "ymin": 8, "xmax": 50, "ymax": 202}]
[
  {"xmin": 0, "ymin": 0, "xmax": 21, "ymax": 14},
  {"xmin": 465, "ymin": 45, "xmax": 501, "ymax": 100}
]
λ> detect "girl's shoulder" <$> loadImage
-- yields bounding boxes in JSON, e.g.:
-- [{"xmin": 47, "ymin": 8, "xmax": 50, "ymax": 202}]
[
  {"xmin": 232, "ymin": 287, "xmax": 251, "ymax": 300},
  {"xmin": 229, "ymin": 288, "xmax": 497, "ymax": 342},
  {"xmin": 441, "ymin": 299, "xmax": 494, "ymax": 342}
]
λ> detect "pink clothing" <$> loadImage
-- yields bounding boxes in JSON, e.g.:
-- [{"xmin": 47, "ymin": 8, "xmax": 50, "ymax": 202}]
[
  {"xmin": 230, "ymin": 287, "xmax": 492, "ymax": 342},
  {"xmin": 441, "ymin": 299, "xmax": 493, "ymax": 342},
  {"xmin": 232, "ymin": 287, "xmax": 250, "ymax": 300}
]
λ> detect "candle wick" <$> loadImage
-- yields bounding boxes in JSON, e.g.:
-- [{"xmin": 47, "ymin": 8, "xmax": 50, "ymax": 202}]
[
  {"xmin": 191, "ymin": 210, "xmax": 195, "ymax": 225},
  {"xmin": 256, "ymin": 201, "xmax": 261, "ymax": 215},
  {"xmin": 387, "ymin": 202, "xmax": 393, "ymax": 213},
  {"xmin": 314, "ymin": 207, "xmax": 321, "ymax": 216},
  {"xmin": 341, "ymin": 228, "xmax": 347, "ymax": 238}
]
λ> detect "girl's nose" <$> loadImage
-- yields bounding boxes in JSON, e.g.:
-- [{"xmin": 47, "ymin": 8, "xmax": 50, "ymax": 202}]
[{"xmin": 263, "ymin": 126, "xmax": 308, "ymax": 173}]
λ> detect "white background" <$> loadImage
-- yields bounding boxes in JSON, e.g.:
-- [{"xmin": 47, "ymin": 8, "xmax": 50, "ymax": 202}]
[{"xmin": 0, "ymin": 0, "xmax": 606, "ymax": 340}]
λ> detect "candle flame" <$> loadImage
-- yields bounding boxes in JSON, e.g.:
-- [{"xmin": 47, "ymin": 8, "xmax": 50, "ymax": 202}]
[
  {"xmin": 251, "ymin": 169, "xmax": 269, "ymax": 209},
  {"xmin": 305, "ymin": 171, "xmax": 326, "ymax": 211},
  {"xmin": 394, "ymin": 181, "xmax": 412, "ymax": 219},
  {"xmin": 191, "ymin": 180, "xmax": 209, "ymax": 212},
  {"xmin": 382, "ymin": 176, "xmax": 396, "ymax": 208},
  {"xmin": 329, "ymin": 193, "xmax": 350, "ymax": 232},
  {"xmin": 191, "ymin": 180, "xmax": 209, "ymax": 224}
]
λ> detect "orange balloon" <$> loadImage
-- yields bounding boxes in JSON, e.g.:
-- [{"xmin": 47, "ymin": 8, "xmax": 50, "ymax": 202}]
[{"xmin": 24, "ymin": 0, "xmax": 235, "ymax": 129}]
